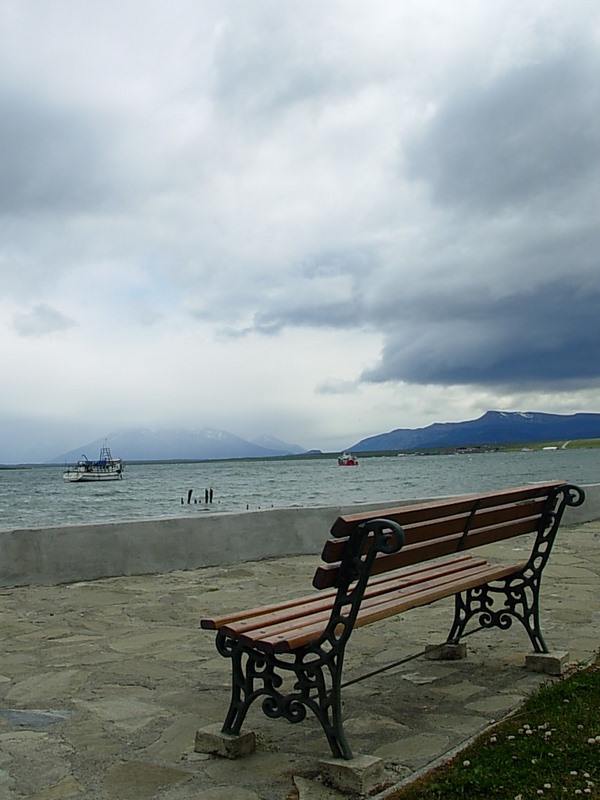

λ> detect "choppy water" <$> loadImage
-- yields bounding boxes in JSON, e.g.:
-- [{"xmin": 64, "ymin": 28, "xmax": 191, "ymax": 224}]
[{"xmin": 1, "ymin": 449, "xmax": 599, "ymax": 532}]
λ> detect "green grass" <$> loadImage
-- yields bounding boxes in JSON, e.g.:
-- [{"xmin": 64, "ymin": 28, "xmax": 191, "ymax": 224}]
[{"xmin": 389, "ymin": 654, "xmax": 600, "ymax": 800}]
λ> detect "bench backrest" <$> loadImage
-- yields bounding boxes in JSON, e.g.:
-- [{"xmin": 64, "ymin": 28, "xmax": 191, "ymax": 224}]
[{"xmin": 313, "ymin": 481, "xmax": 571, "ymax": 590}]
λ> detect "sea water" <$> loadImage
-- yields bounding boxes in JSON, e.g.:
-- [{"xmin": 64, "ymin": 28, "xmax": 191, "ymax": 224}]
[{"xmin": 1, "ymin": 449, "xmax": 599, "ymax": 532}]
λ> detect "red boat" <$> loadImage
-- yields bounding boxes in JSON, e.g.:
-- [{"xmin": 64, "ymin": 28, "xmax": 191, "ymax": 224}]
[{"xmin": 337, "ymin": 452, "xmax": 358, "ymax": 466}]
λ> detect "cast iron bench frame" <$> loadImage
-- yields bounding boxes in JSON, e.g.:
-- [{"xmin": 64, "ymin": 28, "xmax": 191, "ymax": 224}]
[{"xmin": 201, "ymin": 480, "xmax": 584, "ymax": 759}]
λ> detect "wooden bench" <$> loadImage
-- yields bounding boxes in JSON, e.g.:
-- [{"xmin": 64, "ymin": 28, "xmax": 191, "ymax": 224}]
[{"xmin": 200, "ymin": 480, "xmax": 584, "ymax": 759}]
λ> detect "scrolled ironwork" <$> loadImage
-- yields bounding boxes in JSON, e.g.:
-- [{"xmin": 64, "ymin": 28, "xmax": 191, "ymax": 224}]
[
  {"xmin": 565, "ymin": 483, "xmax": 585, "ymax": 508},
  {"xmin": 214, "ymin": 516, "xmax": 405, "ymax": 760},
  {"xmin": 447, "ymin": 483, "xmax": 585, "ymax": 654},
  {"xmin": 262, "ymin": 693, "xmax": 307, "ymax": 723}
]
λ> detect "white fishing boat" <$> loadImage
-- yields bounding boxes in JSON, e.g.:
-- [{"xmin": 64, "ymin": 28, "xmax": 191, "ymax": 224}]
[
  {"xmin": 63, "ymin": 445, "xmax": 123, "ymax": 482},
  {"xmin": 337, "ymin": 452, "xmax": 358, "ymax": 466}
]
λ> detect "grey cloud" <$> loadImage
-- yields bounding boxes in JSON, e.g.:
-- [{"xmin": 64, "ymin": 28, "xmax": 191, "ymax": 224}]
[
  {"xmin": 243, "ymin": 199, "xmax": 600, "ymax": 389},
  {"xmin": 300, "ymin": 248, "xmax": 376, "ymax": 280},
  {"xmin": 2, "ymin": 2, "xmax": 599, "ymax": 459},
  {"xmin": 248, "ymin": 247, "xmax": 377, "ymax": 334},
  {"xmin": 240, "ymin": 42, "xmax": 600, "ymax": 394},
  {"xmin": 0, "ymin": 89, "xmax": 111, "ymax": 215},
  {"xmin": 253, "ymin": 300, "xmax": 361, "ymax": 335},
  {"xmin": 405, "ymin": 47, "xmax": 600, "ymax": 212},
  {"xmin": 356, "ymin": 43, "xmax": 600, "ymax": 391},
  {"xmin": 316, "ymin": 378, "xmax": 358, "ymax": 395},
  {"xmin": 362, "ymin": 278, "xmax": 600, "ymax": 388},
  {"xmin": 210, "ymin": 8, "xmax": 363, "ymax": 124},
  {"xmin": 13, "ymin": 304, "xmax": 76, "ymax": 337}
]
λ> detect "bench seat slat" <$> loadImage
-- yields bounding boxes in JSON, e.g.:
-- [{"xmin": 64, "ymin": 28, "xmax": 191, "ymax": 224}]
[
  {"xmin": 352, "ymin": 561, "xmax": 523, "ymax": 629},
  {"xmin": 322, "ymin": 498, "xmax": 547, "ymax": 563},
  {"xmin": 200, "ymin": 588, "xmax": 336, "ymax": 631},
  {"xmin": 314, "ymin": 514, "xmax": 541, "ymax": 589},
  {"xmin": 329, "ymin": 481, "xmax": 564, "ymax": 538},
  {"xmin": 235, "ymin": 559, "xmax": 504, "ymax": 645},
  {"xmin": 202, "ymin": 555, "xmax": 481, "ymax": 633},
  {"xmin": 244, "ymin": 560, "xmax": 524, "ymax": 654},
  {"xmin": 221, "ymin": 556, "xmax": 489, "ymax": 638},
  {"xmin": 200, "ymin": 554, "xmax": 481, "ymax": 631}
]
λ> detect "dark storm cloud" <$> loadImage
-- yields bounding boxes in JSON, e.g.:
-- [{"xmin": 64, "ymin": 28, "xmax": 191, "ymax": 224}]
[
  {"xmin": 242, "ymin": 43, "xmax": 600, "ymax": 394},
  {"xmin": 405, "ymin": 47, "xmax": 600, "ymax": 212},
  {"xmin": 0, "ymin": 89, "xmax": 111, "ymax": 214},
  {"xmin": 363, "ymin": 276, "xmax": 600, "ymax": 388},
  {"xmin": 356, "ymin": 44, "xmax": 600, "ymax": 390}
]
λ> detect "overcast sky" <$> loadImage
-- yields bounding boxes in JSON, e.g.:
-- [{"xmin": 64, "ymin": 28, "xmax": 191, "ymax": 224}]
[{"xmin": 1, "ymin": 1, "xmax": 599, "ymax": 462}]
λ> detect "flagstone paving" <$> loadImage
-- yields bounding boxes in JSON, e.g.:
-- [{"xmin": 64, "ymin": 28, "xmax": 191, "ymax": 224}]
[{"xmin": 1, "ymin": 521, "xmax": 599, "ymax": 798}]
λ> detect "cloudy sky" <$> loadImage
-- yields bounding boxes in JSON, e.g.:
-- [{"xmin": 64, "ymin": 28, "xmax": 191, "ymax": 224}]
[{"xmin": 1, "ymin": 1, "xmax": 599, "ymax": 462}]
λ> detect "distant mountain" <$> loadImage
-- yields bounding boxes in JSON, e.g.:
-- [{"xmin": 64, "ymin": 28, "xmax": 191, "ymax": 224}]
[
  {"xmin": 52, "ymin": 428, "xmax": 307, "ymax": 463},
  {"xmin": 251, "ymin": 434, "xmax": 306, "ymax": 455},
  {"xmin": 349, "ymin": 411, "xmax": 600, "ymax": 452}
]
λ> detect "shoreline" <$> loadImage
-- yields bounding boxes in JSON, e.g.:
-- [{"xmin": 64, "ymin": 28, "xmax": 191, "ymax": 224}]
[{"xmin": 2, "ymin": 484, "xmax": 599, "ymax": 588}]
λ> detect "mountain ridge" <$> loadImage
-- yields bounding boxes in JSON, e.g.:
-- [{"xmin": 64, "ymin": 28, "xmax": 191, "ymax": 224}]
[
  {"xmin": 52, "ymin": 428, "xmax": 306, "ymax": 464},
  {"xmin": 48, "ymin": 411, "xmax": 600, "ymax": 464},
  {"xmin": 349, "ymin": 411, "xmax": 600, "ymax": 452}
]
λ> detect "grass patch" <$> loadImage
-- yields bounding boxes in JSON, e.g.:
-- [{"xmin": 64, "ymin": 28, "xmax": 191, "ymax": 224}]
[{"xmin": 389, "ymin": 653, "xmax": 600, "ymax": 800}]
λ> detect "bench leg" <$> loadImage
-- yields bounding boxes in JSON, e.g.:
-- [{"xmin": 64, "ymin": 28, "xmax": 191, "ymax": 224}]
[
  {"xmin": 447, "ymin": 576, "xmax": 548, "ymax": 654},
  {"xmin": 217, "ymin": 633, "xmax": 281, "ymax": 736},
  {"xmin": 221, "ymin": 642, "xmax": 253, "ymax": 735},
  {"xmin": 214, "ymin": 632, "xmax": 354, "ymax": 759},
  {"xmin": 291, "ymin": 652, "xmax": 354, "ymax": 759}
]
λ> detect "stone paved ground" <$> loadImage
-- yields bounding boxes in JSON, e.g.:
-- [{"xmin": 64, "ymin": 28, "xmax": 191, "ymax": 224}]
[{"xmin": 1, "ymin": 521, "xmax": 599, "ymax": 799}]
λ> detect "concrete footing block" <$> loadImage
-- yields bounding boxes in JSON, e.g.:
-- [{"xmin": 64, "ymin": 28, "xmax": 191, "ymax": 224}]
[
  {"xmin": 194, "ymin": 723, "xmax": 256, "ymax": 759},
  {"xmin": 319, "ymin": 754, "xmax": 384, "ymax": 795},
  {"xmin": 424, "ymin": 642, "xmax": 467, "ymax": 660},
  {"xmin": 525, "ymin": 651, "xmax": 570, "ymax": 676}
]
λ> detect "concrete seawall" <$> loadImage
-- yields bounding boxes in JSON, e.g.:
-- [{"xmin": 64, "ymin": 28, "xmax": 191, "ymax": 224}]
[{"xmin": 2, "ymin": 483, "xmax": 599, "ymax": 588}]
